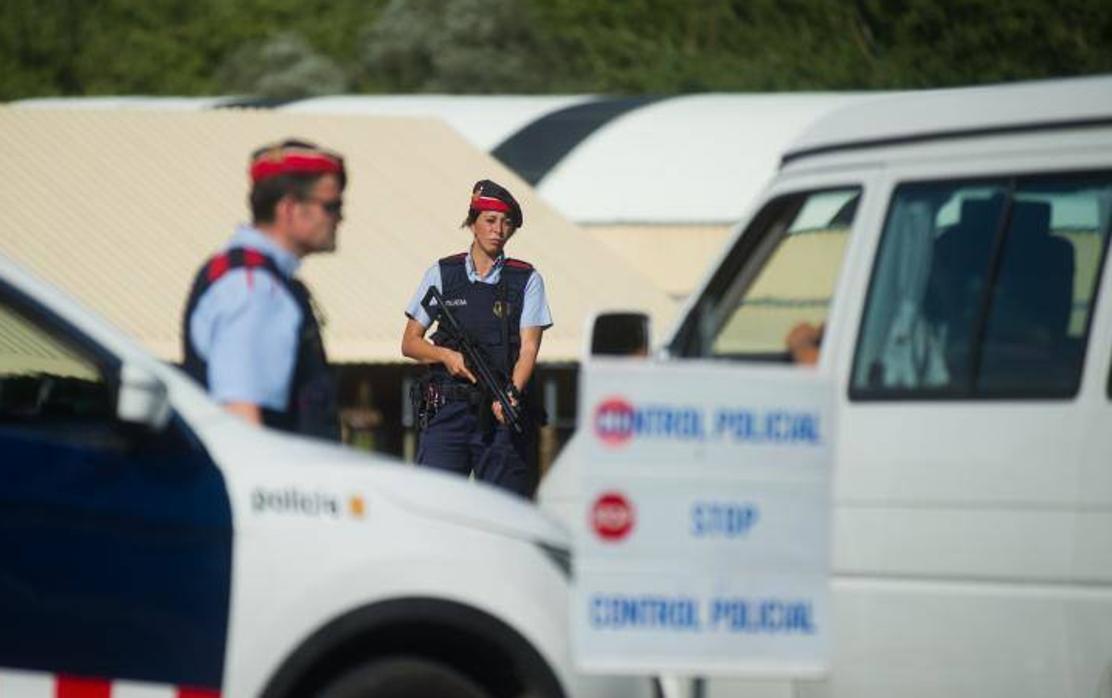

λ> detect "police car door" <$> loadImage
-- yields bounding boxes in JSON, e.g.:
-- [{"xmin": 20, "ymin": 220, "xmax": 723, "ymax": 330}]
[
  {"xmin": 0, "ymin": 279, "xmax": 232, "ymax": 692},
  {"xmin": 573, "ymin": 177, "xmax": 871, "ymax": 677},
  {"xmin": 835, "ymin": 162, "xmax": 1112, "ymax": 697}
]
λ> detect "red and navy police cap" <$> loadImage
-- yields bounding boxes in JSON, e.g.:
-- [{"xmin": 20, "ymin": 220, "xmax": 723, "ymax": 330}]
[
  {"xmin": 470, "ymin": 179, "xmax": 523, "ymax": 229},
  {"xmin": 249, "ymin": 140, "xmax": 345, "ymax": 185}
]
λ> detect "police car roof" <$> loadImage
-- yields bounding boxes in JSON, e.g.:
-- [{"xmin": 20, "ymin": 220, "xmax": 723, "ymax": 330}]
[{"xmin": 782, "ymin": 75, "xmax": 1112, "ymax": 165}]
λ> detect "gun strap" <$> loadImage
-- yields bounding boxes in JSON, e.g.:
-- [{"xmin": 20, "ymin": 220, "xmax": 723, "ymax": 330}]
[{"xmin": 499, "ymin": 273, "xmax": 511, "ymax": 386}]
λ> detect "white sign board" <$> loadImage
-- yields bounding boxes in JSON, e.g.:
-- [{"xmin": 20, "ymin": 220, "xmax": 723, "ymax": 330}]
[{"xmin": 572, "ymin": 359, "xmax": 833, "ymax": 677}]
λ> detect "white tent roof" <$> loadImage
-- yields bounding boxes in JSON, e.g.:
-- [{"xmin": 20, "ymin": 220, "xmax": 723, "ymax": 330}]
[
  {"xmin": 281, "ymin": 93, "xmax": 884, "ymax": 223},
  {"xmin": 539, "ymin": 93, "xmax": 876, "ymax": 224},
  {"xmin": 283, "ymin": 94, "xmax": 593, "ymax": 150},
  {"xmin": 0, "ymin": 108, "xmax": 676, "ymax": 364},
  {"xmin": 10, "ymin": 93, "xmax": 888, "ymax": 225},
  {"xmin": 11, "ymin": 96, "xmax": 231, "ymax": 110}
]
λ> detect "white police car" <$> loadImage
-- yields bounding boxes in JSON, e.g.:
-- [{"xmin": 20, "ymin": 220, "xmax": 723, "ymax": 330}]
[{"xmin": 0, "ymin": 250, "xmax": 650, "ymax": 698}]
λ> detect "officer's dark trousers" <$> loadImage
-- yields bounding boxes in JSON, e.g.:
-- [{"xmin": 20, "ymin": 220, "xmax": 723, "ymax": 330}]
[{"xmin": 416, "ymin": 400, "xmax": 537, "ymax": 498}]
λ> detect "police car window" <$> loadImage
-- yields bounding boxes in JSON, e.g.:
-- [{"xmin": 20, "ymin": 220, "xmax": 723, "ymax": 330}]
[
  {"xmin": 0, "ymin": 295, "xmax": 114, "ymax": 422},
  {"xmin": 852, "ymin": 174, "xmax": 1112, "ymax": 399},
  {"xmin": 701, "ymin": 189, "xmax": 858, "ymax": 360}
]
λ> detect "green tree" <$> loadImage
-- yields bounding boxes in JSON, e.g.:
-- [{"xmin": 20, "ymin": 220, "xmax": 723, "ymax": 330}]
[
  {"xmin": 858, "ymin": 0, "xmax": 1112, "ymax": 88},
  {"xmin": 0, "ymin": 0, "xmax": 381, "ymax": 99},
  {"xmin": 2, "ymin": 0, "xmax": 1110, "ymax": 100},
  {"xmin": 0, "ymin": 0, "xmax": 90, "ymax": 98},
  {"xmin": 217, "ymin": 32, "xmax": 349, "ymax": 99},
  {"xmin": 360, "ymin": 0, "xmax": 550, "ymax": 92}
]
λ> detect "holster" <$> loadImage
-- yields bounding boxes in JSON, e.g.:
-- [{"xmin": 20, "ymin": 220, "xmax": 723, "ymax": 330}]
[
  {"xmin": 413, "ymin": 375, "xmax": 493, "ymax": 432},
  {"xmin": 410, "ymin": 375, "xmax": 443, "ymax": 431}
]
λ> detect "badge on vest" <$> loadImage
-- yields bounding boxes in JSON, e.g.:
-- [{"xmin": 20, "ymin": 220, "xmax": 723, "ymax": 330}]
[{"xmin": 493, "ymin": 301, "xmax": 513, "ymax": 318}]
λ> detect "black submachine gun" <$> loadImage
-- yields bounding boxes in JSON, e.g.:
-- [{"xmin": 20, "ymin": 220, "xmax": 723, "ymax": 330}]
[{"xmin": 421, "ymin": 286, "xmax": 524, "ymax": 434}]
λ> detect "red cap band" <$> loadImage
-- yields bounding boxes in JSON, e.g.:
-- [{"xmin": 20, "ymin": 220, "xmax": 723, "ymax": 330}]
[
  {"xmin": 250, "ymin": 147, "xmax": 343, "ymax": 183},
  {"xmin": 470, "ymin": 193, "xmax": 511, "ymax": 214}
]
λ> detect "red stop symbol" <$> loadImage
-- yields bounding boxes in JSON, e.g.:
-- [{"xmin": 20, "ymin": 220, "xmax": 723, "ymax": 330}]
[{"xmin": 591, "ymin": 492, "xmax": 635, "ymax": 541}]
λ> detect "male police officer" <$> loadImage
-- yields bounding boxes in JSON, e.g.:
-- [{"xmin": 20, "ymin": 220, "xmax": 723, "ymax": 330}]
[
  {"xmin": 183, "ymin": 139, "xmax": 345, "ymax": 440},
  {"xmin": 401, "ymin": 180, "xmax": 552, "ymax": 497}
]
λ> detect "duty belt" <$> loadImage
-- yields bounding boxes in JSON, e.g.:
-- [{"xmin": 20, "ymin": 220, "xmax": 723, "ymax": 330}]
[
  {"xmin": 437, "ymin": 382, "xmax": 482, "ymax": 402},
  {"xmin": 411, "ymin": 377, "xmax": 485, "ymax": 431}
]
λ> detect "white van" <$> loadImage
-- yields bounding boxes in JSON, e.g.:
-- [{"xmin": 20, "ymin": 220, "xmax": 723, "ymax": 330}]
[
  {"xmin": 543, "ymin": 76, "xmax": 1112, "ymax": 698},
  {"xmin": 0, "ymin": 252, "xmax": 650, "ymax": 698}
]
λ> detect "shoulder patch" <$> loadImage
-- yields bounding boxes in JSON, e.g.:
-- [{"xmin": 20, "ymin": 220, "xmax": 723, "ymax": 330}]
[
  {"xmin": 205, "ymin": 247, "xmax": 276, "ymax": 283},
  {"xmin": 505, "ymin": 258, "xmax": 534, "ymax": 271},
  {"xmin": 439, "ymin": 252, "xmax": 468, "ymax": 265},
  {"xmin": 240, "ymin": 248, "xmax": 269, "ymax": 268},
  {"xmin": 205, "ymin": 253, "xmax": 232, "ymax": 282},
  {"xmin": 205, "ymin": 247, "xmax": 282, "ymax": 288}
]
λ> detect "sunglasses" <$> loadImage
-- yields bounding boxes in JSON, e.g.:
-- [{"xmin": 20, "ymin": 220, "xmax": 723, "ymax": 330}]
[{"xmin": 303, "ymin": 196, "xmax": 343, "ymax": 216}]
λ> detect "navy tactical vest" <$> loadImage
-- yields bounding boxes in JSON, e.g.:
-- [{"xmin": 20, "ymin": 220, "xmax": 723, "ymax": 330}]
[
  {"xmin": 182, "ymin": 247, "xmax": 340, "ymax": 441},
  {"xmin": 429, "ymin": 253, "xmax": 533, "ymax": 383}
]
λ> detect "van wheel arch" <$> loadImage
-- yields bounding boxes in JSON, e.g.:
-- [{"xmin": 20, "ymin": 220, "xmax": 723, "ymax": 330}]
[{"xmin": 260, "ymin": 597, "xmax": 566, "ymax": 698}]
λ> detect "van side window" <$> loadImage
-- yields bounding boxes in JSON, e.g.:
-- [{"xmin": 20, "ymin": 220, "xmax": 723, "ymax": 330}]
[
  {"xmin": 0, "ymin": 292, "xmax": 115, "ymax": 424},
  {"xmin": 852, "ymin": 175, "xmax": 1112, "ymax": 399},
  {"xmin": 672, "ymin": 188, "xmax": 859, "ymax": 360}
]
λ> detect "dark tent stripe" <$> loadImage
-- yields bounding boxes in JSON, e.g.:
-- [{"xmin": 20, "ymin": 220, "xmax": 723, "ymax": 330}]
[
  {"xmin": 492, "ymin": 96, "xmax": 666, "ymax": 185},
  {"xmin": 215, "ymin": 97, "xmax": 306, "ymax": 109}
]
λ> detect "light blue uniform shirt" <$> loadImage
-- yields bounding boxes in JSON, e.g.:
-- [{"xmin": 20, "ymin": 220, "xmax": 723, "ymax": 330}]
[
  {"xmin": 405, "ymin": 252, "xmax": 553, "ymax": 330},
  {"xmin": 188, "ymin": 225, "xmax": 303, "ymax": 410}
]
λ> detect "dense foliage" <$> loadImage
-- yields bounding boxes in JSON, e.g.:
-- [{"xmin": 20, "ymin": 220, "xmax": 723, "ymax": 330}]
[{"xmin": 2, "ymin": 0, "xmax": 1109, "ymax": 100}]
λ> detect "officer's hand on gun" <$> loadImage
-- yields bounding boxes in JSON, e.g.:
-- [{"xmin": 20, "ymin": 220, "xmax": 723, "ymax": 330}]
[
  {"xmin": 439, "ymin": 347, "xmax": 477, "ymax": 384},
  {"xmin": 435, "ymin": 343, "xmax": 517, "ymax": 426},
  {"xmin": 422, "ymin": 286, "xmax": 524, "ymax": 434},
  {"xmin": 491, "ymin": 385, "xmax": 521, "ymax": 425}
]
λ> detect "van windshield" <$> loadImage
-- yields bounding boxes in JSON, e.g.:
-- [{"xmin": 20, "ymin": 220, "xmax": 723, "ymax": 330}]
[{"xmin": 672, "ymin": 188, "xmax": 859, "ymax": 361}]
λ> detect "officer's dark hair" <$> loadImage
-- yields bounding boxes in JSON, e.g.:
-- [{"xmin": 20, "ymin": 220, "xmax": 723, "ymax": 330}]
[{"xmin": 249, "ymin": 139, "xmax": 347, "ymax": 225}]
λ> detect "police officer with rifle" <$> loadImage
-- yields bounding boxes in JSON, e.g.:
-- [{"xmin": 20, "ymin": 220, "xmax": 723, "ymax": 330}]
[
  {"xmin": 401, "ymin": 180, "xmax": 552, "ymax": 497},
  {"xmin": 421, "ymin": 285, "xmax": 525, "ymax": 434}
]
